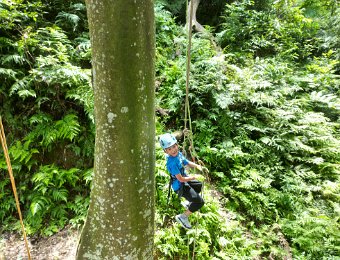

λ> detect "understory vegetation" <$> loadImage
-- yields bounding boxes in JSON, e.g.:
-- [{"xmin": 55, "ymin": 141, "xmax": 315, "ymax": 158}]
[{"xmin": 1, "ymin": 0, "xmax": 339, "ymax": 259}]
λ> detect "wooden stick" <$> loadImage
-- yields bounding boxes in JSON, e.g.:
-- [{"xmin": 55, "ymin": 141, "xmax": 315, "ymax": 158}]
[{"xmin": 0, "ymin": 117, "xmax": 31, "ymax": 260}]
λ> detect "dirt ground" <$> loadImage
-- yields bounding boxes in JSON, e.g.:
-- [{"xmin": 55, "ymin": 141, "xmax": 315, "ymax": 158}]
[{"xmin": 0, "ymin": 227, "xmax": 79, "ymax": 260}]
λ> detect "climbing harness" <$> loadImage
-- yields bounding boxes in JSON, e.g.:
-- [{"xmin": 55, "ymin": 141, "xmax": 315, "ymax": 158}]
[{"xmin": 0, "ymin": 117, "xmax": 31, "ymax": 260}]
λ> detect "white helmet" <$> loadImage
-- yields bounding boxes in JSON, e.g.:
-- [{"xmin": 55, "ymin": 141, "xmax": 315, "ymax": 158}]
[{"xmin": 159, "ymin": 133, "xmax": 177, "ymax": 149}]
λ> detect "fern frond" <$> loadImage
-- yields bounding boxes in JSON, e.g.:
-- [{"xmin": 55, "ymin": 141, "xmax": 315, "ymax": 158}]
[
  {"xmin": 1, "ymin": 54, "xmax": 26, "ymax": 66},
  {"xmin": 311, "ymin": 91, "xmax": 336, "ymax": 103},
  {"xmin": 51, "ymin": 188, "xmax": 68, "ymax": 202},
  {"xmin": 50, "ymin": 205, "xmax": 67, "ymax": 219},
  {"xmin": 310, "ymin": 91, "xmax": 339, "ymax": 109},
  {"xmin": 70, "ymin": 3, "xmax": 86, "ymax": 11},
  {"xmin": 0, "ymin": 68, "xmax": 17, "ymax": 80},
  {"xmin": 298, "ymin": 112, "xmax": 329, "ymax": 125},
  {"xmin": 56, "ymin": 12, "xmax": 80, "ymax": 31},
  {"xmin": 55, "ymin": 114, "xmax": 80, "ymax": 141},
  {"xmin": 289, "ymin": 137, "xmax": 316, "ymax": 153},
  {"xmin": 29, "ymin": 113, "xmax": 53, "ymax": 125},
  {"xmin": 215, "ymin": 92, "xmax": 234, "ymax": 109},
  {"xmin": 17, "ymin": 89, "xmax": 36, "ymax": 99},
  {"xmin": 10, "ymin": 77, "xmax": 32, "ymax": 95},
  {"xmin": 75, "ymin": 36, "xmax": 91, "ymax": 52},
  {"xmin": 82, "ymin": 168, "xmax": 94, "ymax": 185},
  {"xmin": 0, "ymin": 37, "xmax": 14, "ymax": 48},
  {"xmin": 30, "ymin": 196, "xmax": 51, "ymax": 216}
]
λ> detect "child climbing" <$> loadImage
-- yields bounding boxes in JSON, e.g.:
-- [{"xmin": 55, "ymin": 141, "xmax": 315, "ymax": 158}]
[{"xmin": 159, "ymin": 133, "xmax": 206, "ymax": 229}]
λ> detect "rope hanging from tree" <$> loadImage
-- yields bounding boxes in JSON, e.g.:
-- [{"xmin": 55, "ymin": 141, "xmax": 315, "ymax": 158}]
[
  {"xmin": 183, "ymin": 0, "xmax": 197, "ymax": 163},
  {"xmin": 183, "ymin": 0, "xmax": 207, "ymax": 171},
  {"xmin": 183, "ymin": 2, "xmax": 205, "ymax": 260},
  {"xmin": 0, "ymin": 117, "xmax": 31, "ymax": 260}
]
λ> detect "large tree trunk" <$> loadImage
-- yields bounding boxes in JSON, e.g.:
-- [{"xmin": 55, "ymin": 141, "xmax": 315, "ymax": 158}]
[{"xmin": 76, "ymin": 0, "xmax": 155, "ymax": 259}]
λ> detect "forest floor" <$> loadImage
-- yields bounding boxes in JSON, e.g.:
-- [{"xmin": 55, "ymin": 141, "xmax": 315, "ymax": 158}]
[
  {"xmin": 0, "ymin": 227, "xmax": 78, "ymax": 260},
  {"xmin": 0, "ymin": 185, "xmax": 233, "ymax": 260}
]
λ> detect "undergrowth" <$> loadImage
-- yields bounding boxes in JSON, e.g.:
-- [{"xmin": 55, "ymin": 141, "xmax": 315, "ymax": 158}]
[{"xmin": 155, "ymin": 1, "xmax": 339, "ymax": 258}]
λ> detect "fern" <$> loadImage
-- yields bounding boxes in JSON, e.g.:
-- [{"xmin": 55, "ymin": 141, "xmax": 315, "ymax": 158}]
[
  {"xmin": 51, "ymin": 188, "xmax": 68, "ymax": 202},
  {"xmin": 17, "ymin": 89, "xmax": 36, "ymax": 99},
  {"xmin": 0, "ymin": 68, "xmax": 18, "ymax": 81},
  {"xmin": 30, "ymin": 196, "xmax": 51, "ymax": 216},
  {"xmin": 9, "ymin": 77, "xmax": 32, "ymax": 96},
  {"xmin": 68, "ymin": 195, "xmax": 90, "ymax": 228},
  {"xmin": 26, "ymin": 113, "xmax": 81, "ymax": 150},
  {"xmin": 82, "ymin": 168, "xmax": 94, "ymax": 185},
  {"xmin": 8, "ymin": 140, "xmax": 39, "ymax": 170},
  {"xmin": 310, "ymin": 91, "xmax": 340, "ymax": 110},
  {"xmin": 1, "ymin": 54, "xmax": 26, "ymax": 66},
  {"xmin": 0, "ymin": 0, "xmax": 94, "ymax": 238},
  {"xmin": 282, "ymin": 210, "xmax": 340, "ymax": 258},
  {"xmin": 55, "ymin": 114, "xmax": 80, "ymax": 141},
  {"xmin": 50, "ymin": 205, "xmax": 68, "ymax": 220},
  {"xmin": 56, "ymin": 12, "xmax": 81, "ymax": 31}
]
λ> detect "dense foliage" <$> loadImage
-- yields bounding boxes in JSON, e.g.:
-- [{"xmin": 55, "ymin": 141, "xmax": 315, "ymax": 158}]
[
  {"xmin": 0, "ymin": 0, "xmax": 93, "ymax": 235},
  {"xmin": 0, "ymin": 0, "xmax": 339, "ymax": 258},
  {"xmin": 155, "ymin": 0, "xmax": 339, "ymax": 258}
]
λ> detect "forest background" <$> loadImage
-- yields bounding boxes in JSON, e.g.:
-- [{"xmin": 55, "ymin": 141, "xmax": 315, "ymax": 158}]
[{"xmin": 0, "ymin": 0, "xmax": 339, "ymax": 259}]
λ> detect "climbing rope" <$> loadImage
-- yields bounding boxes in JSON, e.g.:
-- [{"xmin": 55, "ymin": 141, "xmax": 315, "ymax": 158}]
[
  {"xmin": 183, "ymin": 0, "xmax": 196, "ymax": 164},
  {"xmin": 184, "ymin": 2, "xmax": 202, "ymax": 259},
  {"xmin": 183, "ymin": 0, "xmax": 210, "ymax": 175},
  {"xmin": 0, "ymin": 117, "xmax": 31, "ymax": 260}
]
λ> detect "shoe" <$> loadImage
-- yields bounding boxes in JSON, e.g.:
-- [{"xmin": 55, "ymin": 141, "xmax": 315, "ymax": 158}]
[
  {"xmin": 175, "ymin": 214, "xmax": 192, "ymax": 229},
  {"xmin": 181, "ymin": 200, "xmax": 190, "ymax": 209}
]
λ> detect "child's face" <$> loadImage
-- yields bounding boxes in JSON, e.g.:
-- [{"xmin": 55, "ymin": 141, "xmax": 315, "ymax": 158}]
[{"xmin": 164, "ymin": 143, "xmax": 178, "ymax": 157}]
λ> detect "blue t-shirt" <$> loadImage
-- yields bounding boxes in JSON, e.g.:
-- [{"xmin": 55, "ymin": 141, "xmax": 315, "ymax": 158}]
[{"xmin": 166, "ymin": 152, "xmax": 189, "ymax": 191}]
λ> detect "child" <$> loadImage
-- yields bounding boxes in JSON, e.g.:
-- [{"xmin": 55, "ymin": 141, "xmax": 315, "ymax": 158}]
[{"xmin": 159, "ymin": 133, "xmax": 205, "ymax": 229}]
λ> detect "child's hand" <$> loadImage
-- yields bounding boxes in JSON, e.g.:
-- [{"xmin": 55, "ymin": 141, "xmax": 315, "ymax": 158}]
[{"xmin": 183, "ymin": 128, "xmax": 192, "ymax": 136}]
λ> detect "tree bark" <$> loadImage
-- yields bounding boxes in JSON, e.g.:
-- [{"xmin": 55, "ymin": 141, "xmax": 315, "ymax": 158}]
[
  {"xmin": 76, "ymin": 0, "xmax": 155, "ymax": 259},
  {"xmin": 187, "ymin": 0, "xmax": 205, "ymax": 32}
]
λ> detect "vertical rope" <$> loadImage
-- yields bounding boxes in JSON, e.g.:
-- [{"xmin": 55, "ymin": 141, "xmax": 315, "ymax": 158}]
[
  {"xmin": 184, "ymin": 0, "xmax": 195, "ymax": 162},
  {"xmin": 184, "ymin": 2, "xmax": 194, "ymax": 259},
  {"xmin": 0, "ymin": 117, "xmax": 31, "ymax": 260},
  {"xmin": 184, "ymin": 3, "xmax": 193, "ymax": 131},
  {"xmin": 184, "ymin": 2, "xmax": 202, "ymax": 260},
  {"xmin": 184, "ymin": 0, "xmax": 194, "ymax": 130}
]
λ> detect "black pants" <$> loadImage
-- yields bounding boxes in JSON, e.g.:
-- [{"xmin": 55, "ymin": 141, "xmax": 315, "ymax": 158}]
[{"xmin": 177, "ymin": 180, "xmax": 204, "ymax": 213}]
